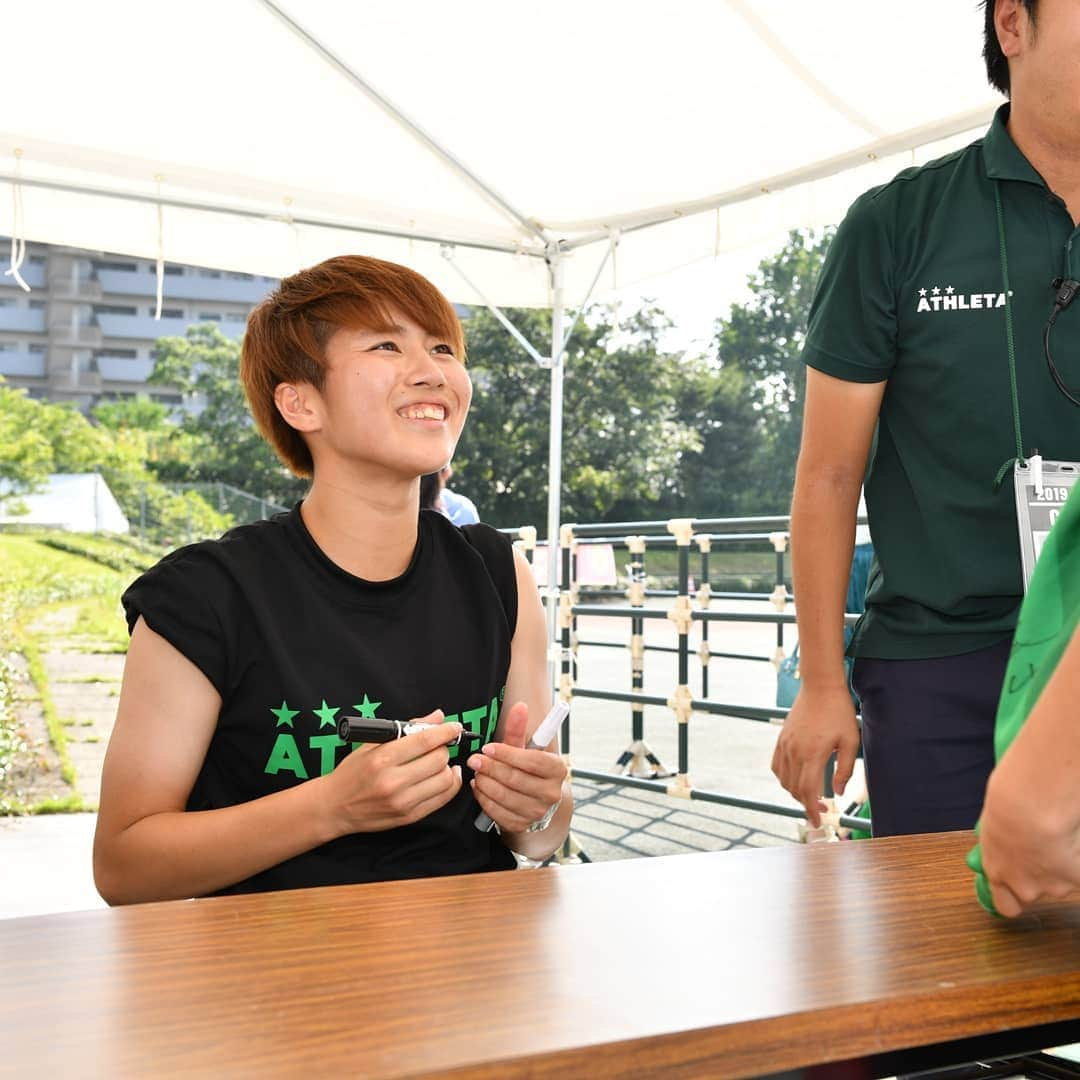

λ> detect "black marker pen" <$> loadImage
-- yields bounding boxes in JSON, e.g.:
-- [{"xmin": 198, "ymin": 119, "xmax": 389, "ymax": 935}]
[{"xmin": 337, "ymin": 716, "xmax": 483, "ymax": 746}]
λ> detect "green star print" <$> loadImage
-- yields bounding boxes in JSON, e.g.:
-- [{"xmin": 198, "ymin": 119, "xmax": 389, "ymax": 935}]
[
  {"xmin": 313, "ymin": 700, "xmax": 340, "ymax": 729},
  {"xmin": 270, "ymin": 701, "xmax": 299, "ymax": 728}
]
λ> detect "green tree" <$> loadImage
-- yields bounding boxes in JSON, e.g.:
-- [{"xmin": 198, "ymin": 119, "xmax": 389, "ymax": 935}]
[
  {"xmin": 93, "ymin": 394, "xmax": 206, "ymax": 484},
  {"xmin": 670, "ymin": 229, "xmax": 833, "ymax": 517},
  {"xmin": 0, "ymin": 384, "xmax": 230, "ymax": 544},
  {"xmin": 0, "ymin": 383, "xmax": 54, "ymax": 502},
  {"xmin": 148, "ymin": 324, "xmax": 307, "ymax": 504},
  {"xmin": 92, "ymin": 396, "xmax": 171, "ymax": 432},
  {"xmin": 659, "ymin": 356, "xmax": 763, "ymax": 518},
  {"xmin": 454, "ymin": 304, "xmax": 701, "ymax": 528}
]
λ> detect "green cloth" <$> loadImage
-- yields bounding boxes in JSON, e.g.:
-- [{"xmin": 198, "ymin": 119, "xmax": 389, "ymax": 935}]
[
  {"xmin": 968, "ymin": 482, "xmax": 1080, "ymax": 913},
  {"xmin": 803, "ymin": 104, "xmax": 1080, "ymax": 660}
]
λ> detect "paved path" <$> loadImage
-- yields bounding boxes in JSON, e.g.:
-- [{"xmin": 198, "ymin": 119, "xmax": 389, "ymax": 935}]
[{"xmin": 3, "ymin": 598, "xmax": 838, "ymax": 919}]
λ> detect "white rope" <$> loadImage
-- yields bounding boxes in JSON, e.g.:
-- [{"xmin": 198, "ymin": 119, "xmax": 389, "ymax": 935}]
[
  {"xmin": 154, "ymin": 174, "xmax": 164, "ymax": 319},
  {"xmin": 4, "ymin": 148, "xmax": 30, "ymax": 292},
  {"xmin": 283, "ymin": 196, "xmax": 302, "ymax": 270}
]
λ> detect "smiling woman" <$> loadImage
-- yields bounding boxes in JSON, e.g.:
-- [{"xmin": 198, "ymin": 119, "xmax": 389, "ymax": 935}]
[{"xmin": 92, "ymin": 254, "xmax": 572, "ymax": 905}]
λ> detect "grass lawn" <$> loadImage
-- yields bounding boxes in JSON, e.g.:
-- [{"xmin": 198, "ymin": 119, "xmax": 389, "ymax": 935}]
[{"xmin": 0, "ymin": 530, "xmax": 148, "ymax": 813}]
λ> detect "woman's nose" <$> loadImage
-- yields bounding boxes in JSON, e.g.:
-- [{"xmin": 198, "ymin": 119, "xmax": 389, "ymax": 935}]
[{"xmin": 406, "ymin": 346, "xmax": 446, "ymax": 387}]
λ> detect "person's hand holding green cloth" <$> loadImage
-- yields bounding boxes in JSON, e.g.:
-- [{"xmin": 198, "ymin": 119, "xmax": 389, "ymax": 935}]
[{"xmin": 968, "ymin": 483, "xmax": 1080, "ymax": 915}]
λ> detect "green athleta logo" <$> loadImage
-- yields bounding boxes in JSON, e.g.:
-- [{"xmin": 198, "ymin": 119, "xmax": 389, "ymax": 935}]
[{"xmin": 263, "ymin": 688, "xmax": 504, "ymax": 779}]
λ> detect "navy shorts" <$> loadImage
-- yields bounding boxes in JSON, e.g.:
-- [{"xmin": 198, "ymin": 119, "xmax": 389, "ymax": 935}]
[{"xmin": 852, "ymin": 637, "xmax": 1012, "ymax": 837}]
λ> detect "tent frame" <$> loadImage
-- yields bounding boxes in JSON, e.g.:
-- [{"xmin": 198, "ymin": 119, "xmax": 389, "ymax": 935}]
[{"xmin": 4, "ymin": 2, "xmax": 997, "ymax": 692}]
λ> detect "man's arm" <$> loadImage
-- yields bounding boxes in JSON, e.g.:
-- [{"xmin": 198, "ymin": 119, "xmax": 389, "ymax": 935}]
[
  {"xmin": 467, "ymin": 548, "xmax": 572, "ymax": 861},
  {"xmin": 980, "ymin": 625, "xmax": 1080, "ymax": 916},
  {"xmin": 94, "ymin": 618, "xmax": 464, "ymax": 904},
  {"xmin": 771, "ymin": 367, "xmax": 886, "ymax": 825}
]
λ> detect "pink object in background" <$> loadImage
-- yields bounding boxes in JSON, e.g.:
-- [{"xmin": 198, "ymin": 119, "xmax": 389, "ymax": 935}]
[
  {"xmin": 576, "ymin": 543, "xmax": 617, "ymax": 585},
  {"xmin": 527, "ymin": 543, "xmax": 617, "ymax": 587}
]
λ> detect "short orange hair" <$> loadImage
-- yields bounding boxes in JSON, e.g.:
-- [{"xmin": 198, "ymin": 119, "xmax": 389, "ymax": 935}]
[{"xmin": 241, "ymin": 254, "xmax": 466, "ymax": 477}]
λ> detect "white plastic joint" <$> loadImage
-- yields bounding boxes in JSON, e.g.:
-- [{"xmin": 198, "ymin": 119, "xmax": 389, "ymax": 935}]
[
  {"xmin": 667, "ymin": 773, "xmax": 693, "ymax": 799},
  {"xmin": 667, "ymin": 684, "xmax": 693, "ymax": 724},
  {"xmin": 667, "ymin": 595, "xmax": 693, "ymax": 635},
  {"xmin": 666, "ymin": 518, "xmax": 694, "ymax": 546},
  {"xmin": 558, "ymin": 591, "xmax": 574, "ymax": 629},
  {"xmin": 769, "ymin": 531, "xmax": 789, "ymax": 554},
  {"xmin": 770, "ymin": 583, "xmax": 788, "ymax": 612}
]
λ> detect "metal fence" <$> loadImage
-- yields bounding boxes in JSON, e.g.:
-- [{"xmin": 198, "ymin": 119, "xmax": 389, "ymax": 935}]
[
  {"xmin": 503, "ymin": 515, "xmax": 870, "ymax": 859},
  {"xmin": 128, "ymin": 482, "xmax": 289, "ymax": 547}
]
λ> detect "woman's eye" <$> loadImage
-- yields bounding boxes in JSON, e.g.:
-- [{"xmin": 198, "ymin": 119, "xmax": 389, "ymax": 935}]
[
  {"xmin": 372, "ymin": 341, "xmax": 400, "ymax": 351},
  {"xmin": 432, "ymin": 343, "xmax": 454, "ymax": 356}
]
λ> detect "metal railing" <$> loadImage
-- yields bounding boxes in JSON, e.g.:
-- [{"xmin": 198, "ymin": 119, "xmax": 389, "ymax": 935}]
[{"xmin": 504, "ymin": 515, "xmax": 870, "ymax": 857}]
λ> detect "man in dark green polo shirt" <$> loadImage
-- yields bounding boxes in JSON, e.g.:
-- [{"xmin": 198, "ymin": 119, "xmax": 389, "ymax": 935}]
[{"xmin": 772, "ymin": 0, "xmax": 1080, "ymax": 836}]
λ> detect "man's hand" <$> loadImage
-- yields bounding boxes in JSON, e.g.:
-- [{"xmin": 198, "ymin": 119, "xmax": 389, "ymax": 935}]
[
  {"xmin": 980, "ymin": 738, "xmax": 1080, "ymax": 917},
  {"xmin": 771, "ymin": 687, "xmax": 860, "ymax": 827},
  {"xmin": 322, "ymin": 710, "xmax": 464, "ymax": 835},
  {"xmin": 467, "ymin": 702, "xmax": 567, "ymax": 833}
]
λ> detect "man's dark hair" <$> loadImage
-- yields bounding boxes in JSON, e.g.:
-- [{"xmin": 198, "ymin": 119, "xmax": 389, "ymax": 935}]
[{"xmin": 982, "ymin": 0, "xmax": 1038, "ymax": 95}]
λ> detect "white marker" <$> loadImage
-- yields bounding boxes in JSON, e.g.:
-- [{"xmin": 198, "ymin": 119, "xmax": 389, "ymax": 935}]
[{"xmin": 474, "ymin": 701, "xmax": 570, "ymax": 833}]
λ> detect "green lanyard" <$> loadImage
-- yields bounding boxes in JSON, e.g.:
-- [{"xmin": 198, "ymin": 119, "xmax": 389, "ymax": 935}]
[{"xmin": 993, "ymin": 180, "xmax": 1028, "ymax": 490}]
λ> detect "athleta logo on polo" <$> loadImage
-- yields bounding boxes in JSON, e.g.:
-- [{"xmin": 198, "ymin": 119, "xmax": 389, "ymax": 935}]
[
  {"xmin": 262, "ymin": 688, "xmax": 504, "ymax": 779},
  {"xmin": 915, "ymin": 285, "xmax": 1013, "ymax": 313}
]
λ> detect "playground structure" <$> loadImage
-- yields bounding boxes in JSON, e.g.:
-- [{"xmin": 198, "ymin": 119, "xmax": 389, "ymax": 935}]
[{"xmin": 506, "ymin": 513, "xmax": 870, "ymax": 859}]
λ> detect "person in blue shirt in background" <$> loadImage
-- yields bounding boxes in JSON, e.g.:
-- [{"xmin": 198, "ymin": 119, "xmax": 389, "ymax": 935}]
[{"xmin": 437, "ymin": 464, "xmax": 480, "ymax": 526}]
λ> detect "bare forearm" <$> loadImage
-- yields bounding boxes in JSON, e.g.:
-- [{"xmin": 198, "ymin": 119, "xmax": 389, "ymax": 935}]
[
  {"xmin": 980, "ymin": 626, "xmax": 1080, "ymax": 914},
  {"xmin": 790, "ymin": 464, "xmax": 861, "ymax": 689},
  {"xmin": 94, "ymin": 777, "xmax": 339, "ymax": 904}
]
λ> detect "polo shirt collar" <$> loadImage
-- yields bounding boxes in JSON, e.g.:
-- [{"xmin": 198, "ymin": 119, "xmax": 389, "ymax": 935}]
[{"xmin": 982, "ymin": 103, "xmax": 1046, "ymax": 187}]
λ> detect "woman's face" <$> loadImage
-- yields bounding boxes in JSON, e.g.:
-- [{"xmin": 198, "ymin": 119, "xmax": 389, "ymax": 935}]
[{"xmin": 307, "ymin": 309, "xmax": 472, "ymax": 482}]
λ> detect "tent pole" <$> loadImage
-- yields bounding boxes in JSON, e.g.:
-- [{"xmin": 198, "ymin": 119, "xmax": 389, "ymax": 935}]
[{"xmin": 545, "ymin": 247, "xmax": 566, "ymax": 696}]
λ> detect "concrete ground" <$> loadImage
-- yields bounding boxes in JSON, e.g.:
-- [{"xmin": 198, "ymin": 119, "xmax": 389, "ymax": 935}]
[{"xmin": 2, "ymin": 597, "xmax": 832, "ymax": 919}]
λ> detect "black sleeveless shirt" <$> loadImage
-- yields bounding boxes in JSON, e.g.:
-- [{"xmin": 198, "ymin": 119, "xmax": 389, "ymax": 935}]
[{"xmin": 122, "ymin": 506, "xmax": 518, "ymax": 894}]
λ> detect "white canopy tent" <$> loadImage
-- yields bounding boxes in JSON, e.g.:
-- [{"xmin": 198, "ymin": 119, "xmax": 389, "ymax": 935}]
[
  {"xmin": 0, "ymin": 473, "xmax": 130, "ymax": 533},
  {"xmin": 3, "ymin": 0, "xmax": 1002, "ymax": 665}
]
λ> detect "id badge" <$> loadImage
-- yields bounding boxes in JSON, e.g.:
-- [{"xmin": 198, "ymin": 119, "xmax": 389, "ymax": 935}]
[{"xmin": 1013, "ymin": 457, "xmax": 1080, "ymax": 590}]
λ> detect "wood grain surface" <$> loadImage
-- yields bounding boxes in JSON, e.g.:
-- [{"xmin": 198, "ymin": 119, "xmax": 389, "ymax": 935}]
[{"xmin": 1, "ymin": 832, "xmax": 1078, "ymax": 1078}]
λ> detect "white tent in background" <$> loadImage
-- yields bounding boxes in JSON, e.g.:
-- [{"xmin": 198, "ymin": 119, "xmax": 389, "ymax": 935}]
[
  {"xmin": 0, "ymin": 473, "xmax": 130, "ymax": 534},
  {"xmin": 1, "ymin": 0, "xmax": 1002, "ymax": 657}
]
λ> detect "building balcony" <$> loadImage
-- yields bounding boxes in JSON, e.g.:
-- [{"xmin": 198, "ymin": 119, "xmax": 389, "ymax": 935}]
[
  {"xmin": 0, "ymin": 353, "xmax": 46, "ymax": 378},
  {"xmin": 96, "ymin": 269, "xmax": 274, "ymax": 305},
  {"xmin": 94, "ymin": 313, "xmax": 244, "ymax": 341},
  {"xmin": 0, "ymin": 264, "xmax": 46, "ymax": 290},
  {"xmin": 97, "ymin": 356, "xmax": 155, "ymax": 383},
  {"xmin": 50, "ymin": 323, "xmax": 103, "ymax": 347},
  {"xmin": 0, "ymin": 307, "xmax": 46, "ymax": 333}
]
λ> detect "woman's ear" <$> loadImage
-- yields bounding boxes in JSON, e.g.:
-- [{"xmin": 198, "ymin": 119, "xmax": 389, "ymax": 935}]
[{"xmin": 274, "ymin": 382, "xmax": 322, "ymax": 433}]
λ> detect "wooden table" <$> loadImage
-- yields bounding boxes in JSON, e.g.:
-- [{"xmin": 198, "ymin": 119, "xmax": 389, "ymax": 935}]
[{"xmin": 2, "ymin": 832, "xmax": 1078, "ymax": 1078}]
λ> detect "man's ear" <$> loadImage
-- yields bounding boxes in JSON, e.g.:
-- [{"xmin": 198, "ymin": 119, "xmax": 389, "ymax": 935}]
[
  {"xmin": 274, "ymin": 382, "xmax": 322, "ymax": 433},
  {"xmin": 995, "ymin": 0, "xmax": 1030, "ymax": 61}
]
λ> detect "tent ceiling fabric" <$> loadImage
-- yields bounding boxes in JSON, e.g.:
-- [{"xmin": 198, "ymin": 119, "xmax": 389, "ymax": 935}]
[{"xmin": 4, "ymin": 0, "xmax": 1001, "ymax": 307}]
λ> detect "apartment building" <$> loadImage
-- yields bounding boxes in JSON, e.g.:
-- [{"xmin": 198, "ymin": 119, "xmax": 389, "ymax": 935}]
[{"xmin": 0, "ymin": 239, "xmax": 277, "ymax": 411}]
